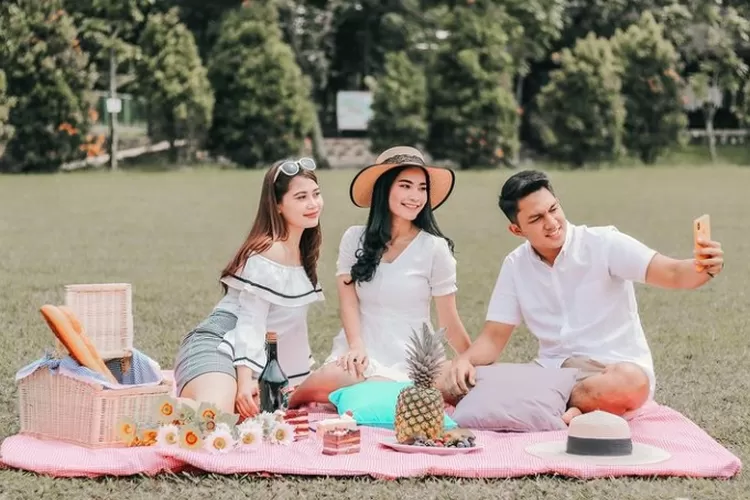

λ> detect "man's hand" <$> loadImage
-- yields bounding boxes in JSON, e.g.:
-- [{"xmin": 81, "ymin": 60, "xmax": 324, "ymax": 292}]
[
  {"xmin": 449, "ymin": 357, "xmax": 477, "ymax": 396},
  {"xmin": 695, "ymin": 238, "xmax": 724, "ymax": 277}
]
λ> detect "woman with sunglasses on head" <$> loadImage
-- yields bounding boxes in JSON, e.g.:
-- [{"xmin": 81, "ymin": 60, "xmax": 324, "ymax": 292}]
[
  {"xmin": 173, "ymin": 157, "xmax": 324, "ymax": 418},
  {"xmin": 288, "ymin": 146, "xmax": 472, "ymax": 408}
]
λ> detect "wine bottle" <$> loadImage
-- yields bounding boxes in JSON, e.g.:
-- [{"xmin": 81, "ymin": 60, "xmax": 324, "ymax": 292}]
[{"xmin": 258, "ymin": 331, "xmax": 288, "ymax": 413}]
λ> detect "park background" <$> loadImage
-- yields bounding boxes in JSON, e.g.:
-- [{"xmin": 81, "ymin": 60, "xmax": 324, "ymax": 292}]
[{"xmin": 1, "ymin": 0, "xmax": 749, "ymax": 499}]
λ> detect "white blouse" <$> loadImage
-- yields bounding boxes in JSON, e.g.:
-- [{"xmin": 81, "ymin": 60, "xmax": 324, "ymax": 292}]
[
  {"xmin": 324, "ymin": 225, "xmax": 457, "ymax": 381},
  {"xmin": 215, "ymin": 254, "xmax": 324, "ymax": 386}
]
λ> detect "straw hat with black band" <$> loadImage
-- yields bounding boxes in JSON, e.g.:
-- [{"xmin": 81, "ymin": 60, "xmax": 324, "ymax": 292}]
[{"xmin": 349, "ymin": 146, "xmax": 456, "ymax": 210}]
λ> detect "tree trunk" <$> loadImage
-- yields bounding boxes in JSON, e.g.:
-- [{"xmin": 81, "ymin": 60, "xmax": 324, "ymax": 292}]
[
  {"xmin": 310, "ymin": 112, "xmax": 330, "ymax": 169},
  {"xmin": 705, "ymin": 105, "xmax": 716, "ymax": 163}
]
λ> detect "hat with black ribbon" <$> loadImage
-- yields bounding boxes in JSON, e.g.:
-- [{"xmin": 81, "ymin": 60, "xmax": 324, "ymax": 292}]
[
  {"xmin": 525, "ymin": 410, "xmax": 671, "ymax": 466},
  {"xmin": 349, "ymin": 146, "xmax": 455, "ymax": 210}
]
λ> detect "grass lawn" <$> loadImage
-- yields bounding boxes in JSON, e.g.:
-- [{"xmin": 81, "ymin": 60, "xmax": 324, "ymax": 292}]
[{"xmin": 0, "ymin": 164, "xmax": 748, "ymax": 499}]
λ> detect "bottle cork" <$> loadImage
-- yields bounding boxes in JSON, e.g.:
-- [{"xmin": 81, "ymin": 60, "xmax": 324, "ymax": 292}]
[{"xmin": 265, "ymin": 331, "xmax": 278, "ymax": 343}]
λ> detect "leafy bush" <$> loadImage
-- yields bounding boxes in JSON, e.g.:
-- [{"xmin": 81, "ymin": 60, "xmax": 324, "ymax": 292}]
[
  {"xmin": 137, "ymin": 8, "xmax": 214, "ymax": 163},
  {"xmin": 611, "ymin": 11, "xmax": 688, "ymax": 164},
  {"xmin": 0, "ymin": 0, "xmax": 98, "ymax": 173},
  {"xmin": 367, "ymin": 51, "xmax": 429, "ymax": 153},
  {"xmin": 533, "ymin": 33, "xmax": 626, "ymax": 167},
  {"xmin": 426, "ymin": 2, "xmax": 521, "ymax": 169},
  {"xmin": 206, "ymin": 3, "xmax": 314, "ymax": 168}
]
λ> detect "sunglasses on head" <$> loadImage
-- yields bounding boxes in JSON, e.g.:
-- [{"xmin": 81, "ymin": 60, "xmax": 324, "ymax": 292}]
[{"xmin": 273, "ymin": 157, "xmax": 316, "ymax": 183}]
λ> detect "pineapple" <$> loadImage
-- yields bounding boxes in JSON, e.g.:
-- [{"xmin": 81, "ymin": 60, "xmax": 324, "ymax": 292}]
[{"xmin": 394, "ymin": 323, "xmax": 448, "ymax": 444}]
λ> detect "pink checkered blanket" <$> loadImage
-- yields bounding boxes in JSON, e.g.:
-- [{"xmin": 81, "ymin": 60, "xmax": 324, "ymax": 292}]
[{"xmin": 0, "ymin": 402, "xmax": 741, "ymax": 480}]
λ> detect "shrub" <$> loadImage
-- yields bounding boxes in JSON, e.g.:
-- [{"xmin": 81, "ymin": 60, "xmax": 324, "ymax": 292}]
[
  {"xmin": 611, "ymin": 11, "xmax": 688, "ymax": 164},
  {"xmin": 207, "ymin": 3, "xmax": 314, "ymax": 168},
  {"xmin": 0, "ymin": 0, "xmax": 98, "ymax": 173},
  {"xmin": 367, "ymin": 51, "xmax": 429, "ymax": 153},
  {"xmin": 426, "ymin": 3, "xmax": 521, "ymax": 169},
  {"xmin": 533, "ymin": 33, "xmax": 626, "ymax": 167}
]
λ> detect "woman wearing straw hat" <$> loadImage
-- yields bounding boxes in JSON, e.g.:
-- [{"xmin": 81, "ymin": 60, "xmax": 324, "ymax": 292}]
[{"xmin": 288, "ymin": 146, "xmax": 472, "ymax": 407}]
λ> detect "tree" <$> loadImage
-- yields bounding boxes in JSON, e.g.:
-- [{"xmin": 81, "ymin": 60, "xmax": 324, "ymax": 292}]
[
  {"xmin": 0, "ymin": 0, "xmax": 98, "ymax": 173},
  {"xmin": 503, "ymin": 0, "xmax": 566, "ymax": 110},
  {"xmin": 533, "ymin": 33, "xmax": 626, "ymax": 167},
  {"xmin": 277, "ymin": 0, "xmax": 342, "ymax": 168},
  {"xmin": 367, "ymin": 51, "xmax": 428, "ymax": 152},
  {"xmin": 207, "ymin": 2, "xmax": 314, "ymax": 168},
  {"xmin": 658, "ymin": 0, "xmax": 750, "ymax": 161},
  {"xmin": 136, "ymin": 8, "xmax": 214, "ymax": 163},
  {"xmin": 0, "ymin": 70, "xmax": 15, "ymax": 144},
  {"xmin": 426, "ymin": 2, "xmax": 521, "ymax": 169},
  {"xmin": 611, "ymin": 11, "xmax": 688, "ymax": 164}
]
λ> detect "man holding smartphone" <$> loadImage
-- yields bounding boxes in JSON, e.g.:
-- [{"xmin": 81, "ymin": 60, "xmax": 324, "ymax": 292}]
[{"xmin": 447, "ymin": 170, "xmax": 725, "ymax": 422}]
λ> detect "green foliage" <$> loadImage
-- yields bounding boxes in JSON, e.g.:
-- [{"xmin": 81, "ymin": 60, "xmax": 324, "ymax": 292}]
[
  {"xmin": 611, "ymin": 11, "xmax": 688, "ymax": 164},
  {"xmin": 0, "ymin": 70, "xmax": 16, "ymax": 144},
  {"xmin": 533, "ymin": 33, "xmax": 626, "ymax": 167},
  {"xmin": 0, "ymin": 0, "xmax": 98, "ymax": 173},
  {"xmin": 136, "ymin": 7, "xmax": 214, "ymax": 163},
  {"xmin": 63, "ymin": 0, "xmax": 160, "ymax": 88},
  {"xmin": 206, "ymin": 2, "xmax": 314, "ymax": 168},
  {"xmin": 367, "ymin": 51, "xmax": 428, "ymax": 153},
  {"xmin": 426, "ymin": 2, "xmax": 521, "ymax": 169}
]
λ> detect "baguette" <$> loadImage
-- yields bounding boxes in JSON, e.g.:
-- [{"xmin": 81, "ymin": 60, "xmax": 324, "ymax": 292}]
[
  {"xmin": 40, "ymin": 304, "xmax": 118, "ymax": 384},
  {"xmin": 58, "ymin": 305, "xmax": 118, "ymax": 384}
]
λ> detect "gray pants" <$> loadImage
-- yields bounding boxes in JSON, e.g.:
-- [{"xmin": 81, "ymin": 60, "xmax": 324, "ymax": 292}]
[{"xmin": 173, "ymin": 309, "xmax": 238, "ymax": 396}]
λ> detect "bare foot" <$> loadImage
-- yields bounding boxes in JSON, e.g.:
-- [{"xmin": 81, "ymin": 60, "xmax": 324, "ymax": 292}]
[{"xmin": 562, "ymin": 406, "xmax": 582, "ymax": 425}]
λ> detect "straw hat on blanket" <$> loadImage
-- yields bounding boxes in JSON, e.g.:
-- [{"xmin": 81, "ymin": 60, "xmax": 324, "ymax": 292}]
[
  {"xmin": 349, "ymin": 146, "xmax": 456, "ymax": 210},
  {"xmin": 525, "ymin": 410, "xmax": 671, "ymax": 466}
]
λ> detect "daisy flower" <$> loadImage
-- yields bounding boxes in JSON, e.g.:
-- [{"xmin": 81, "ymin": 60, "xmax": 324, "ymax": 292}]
[
  {"xmin": 204, "ymin": 428, "xmax": 236, "ymax": 454},
  {"xmin": 238, "ymin": 423, "xmax": 264, "ymax": 450},
  {"xmin": 269, "ymin": 421, "xmax": 295, "ymax": 446},
  {"xmin": 156, "ymin": 424, "xmax": 180, "ymax": 448},
  {"xmin": 215, "ymin": 422, "xmax": 232, "ymax": 434}
]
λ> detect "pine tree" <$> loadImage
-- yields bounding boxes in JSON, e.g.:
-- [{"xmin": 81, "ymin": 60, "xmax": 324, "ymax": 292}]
[
  {"xmin": 533, "ymin": 33, "xmax": 626, "ymax": 167},
  {"xmin": 0, "ymin": 0, "xmax": 98, "ymax": 173},
  {"xmin": 368, "ymin": 51, "xmax": 428, "ymax": 153},
  {"xmin": 426, "ymin": 2, "xmax": 521, "ymax": 169},
  {"xmin": 206, "ymin": 2, "xmax": 314, "ymax": 168},
  {"xmin": 611, "ymin": 11, "xmax": 687, "ymax": 164},
  {"xmin": 137, "ymin": 7, "xmax": 214, "ymax": 163}
]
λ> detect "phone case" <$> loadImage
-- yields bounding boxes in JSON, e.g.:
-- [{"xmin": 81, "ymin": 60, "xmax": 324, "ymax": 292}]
[{"xmin": 693, "ymin": 214, "xmax": 711, "ymax": 270}]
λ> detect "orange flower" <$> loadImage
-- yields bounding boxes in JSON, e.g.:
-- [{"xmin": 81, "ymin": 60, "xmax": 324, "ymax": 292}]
[
  {"xmin": 179, "ymin": 424, "xmax": 203, "ymax": 450},
  {"xmin": 154, "ymin": 396, "xmax": 179, "ymax": 423},
  {"xmin": 138, "ymin": 427, "xmax": 159, "ymax": 446},
  {"xmin": 116, "ymin": 417, "xmax": 137, "ymax": 445}
]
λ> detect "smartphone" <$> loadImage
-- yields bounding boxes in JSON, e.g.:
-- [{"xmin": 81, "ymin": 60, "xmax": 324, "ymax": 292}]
[{"xmin": 693, "ymin": 214, "xmax": 711, "ymax": 271}]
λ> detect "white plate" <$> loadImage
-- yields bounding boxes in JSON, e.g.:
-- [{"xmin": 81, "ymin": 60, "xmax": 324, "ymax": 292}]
[{"xmin": 379, "ymin": 437, "xmax": 483, "ymax": 455}]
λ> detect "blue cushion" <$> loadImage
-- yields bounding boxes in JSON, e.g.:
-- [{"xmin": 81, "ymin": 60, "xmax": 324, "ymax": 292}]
[{"xmin": 328, "ymin": 380, "xmax": 457, "ymax": 430}]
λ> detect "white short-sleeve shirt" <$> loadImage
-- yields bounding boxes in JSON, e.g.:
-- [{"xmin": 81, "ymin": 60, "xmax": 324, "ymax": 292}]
[
  {"xmin": 486, "ymin": 221, "xmax": 658, "ymax": 396},
  {"xmin": 325, "ymin": 225, "xmax": 457, "ymax": 380}
]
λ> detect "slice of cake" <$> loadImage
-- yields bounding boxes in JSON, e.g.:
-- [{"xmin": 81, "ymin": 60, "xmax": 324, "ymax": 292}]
[
  {"xmin": 322, "ymin": 428, "xmax": 361, "ymax": 455},
  {"xmin": 315, "ymin": 410, "xmax": 357, "ymax": 436},
  {"xmin": 283, "ymin": 409, "xmax": 310, "ymax": 441}
]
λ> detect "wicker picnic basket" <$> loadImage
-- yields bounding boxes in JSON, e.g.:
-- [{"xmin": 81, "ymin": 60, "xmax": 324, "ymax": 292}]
[
  {"xmin": 62, "ymin": 283, "xmax": 134, "ymax": 360},
  {"xmin": 17, "ymin": 282, "xmax": 173, "ymax": 448},
  {"xmin": 17, "ymin": 366, "xmax": 172, "ymax": 448}
]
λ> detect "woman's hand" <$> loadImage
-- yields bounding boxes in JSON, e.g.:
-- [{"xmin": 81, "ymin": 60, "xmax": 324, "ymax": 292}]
[
  {"xmin": 236, "ymin": 367, "xmax": 260, "ymax": 418},
  {"xmin": 336, "ymin": 344, "xmax": 368, "ymax": 377}
]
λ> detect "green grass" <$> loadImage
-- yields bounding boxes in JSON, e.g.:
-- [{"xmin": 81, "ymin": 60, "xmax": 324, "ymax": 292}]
[{"xmin": 0, "ymin": 165, "xmax": 748, "ymax": 499}]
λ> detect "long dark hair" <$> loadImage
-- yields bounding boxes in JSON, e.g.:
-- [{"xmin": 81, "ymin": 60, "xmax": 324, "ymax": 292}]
[
  {"xmin": 347, "ymin": 166, "xmax": 453, "ymax": 285},
  {"xmin": 220, "ymin": 161, "xmax": 321, "ymax": 292}
]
